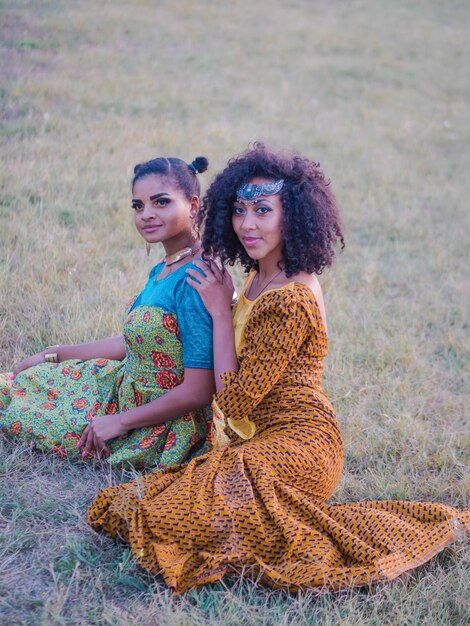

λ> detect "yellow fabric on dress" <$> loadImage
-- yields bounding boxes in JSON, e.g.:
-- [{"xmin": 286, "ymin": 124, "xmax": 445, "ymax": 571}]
[
  {"xmin": 233, "ymin": 274, "xmax": 257, "ymax": 354},
  {"xmin": 233, "ymin": 272, "xmax": 296, "ymax": 355},
  {"xmin": 87, "ymin": 282, "xmax": 469, "ymax": 593}
]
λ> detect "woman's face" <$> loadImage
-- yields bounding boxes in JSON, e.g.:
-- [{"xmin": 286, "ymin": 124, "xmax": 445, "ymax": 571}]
[
  {"xmin": 132, "ymin": 174, "xmax": 197, "ymax": 250},
  {"xmin": 231, "ymin": 177, "xmax": 283, "ymax": 264}
]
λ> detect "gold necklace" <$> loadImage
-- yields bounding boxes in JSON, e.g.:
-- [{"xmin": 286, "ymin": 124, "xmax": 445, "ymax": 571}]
[
  {"xmin": 165, "ymin": 245, "xmax": 198, "ymax": 266},
  {"xmin": 247, "ymin": 269, "xmax": 283, "ymax": 300}
]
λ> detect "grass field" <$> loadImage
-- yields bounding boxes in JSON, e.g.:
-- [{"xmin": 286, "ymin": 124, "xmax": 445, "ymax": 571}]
[{"xmin": 1, "ymin": 0, "xmax": 469, "ymax": 624}]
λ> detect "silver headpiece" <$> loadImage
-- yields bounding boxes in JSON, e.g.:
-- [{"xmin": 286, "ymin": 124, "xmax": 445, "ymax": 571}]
[{"xmin": 236, "ymin": 179, "xmax": 284, "ymax": 205}]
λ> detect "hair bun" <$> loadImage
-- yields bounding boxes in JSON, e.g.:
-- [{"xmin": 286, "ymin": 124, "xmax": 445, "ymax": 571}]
[{"xmin": 189, "ymin": 156, "xmax": 209, "ymax": 174}]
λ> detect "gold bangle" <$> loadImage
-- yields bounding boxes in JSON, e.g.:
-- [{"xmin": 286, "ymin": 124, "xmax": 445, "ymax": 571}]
[{"xmin": 44, "ymin": 352, "xmax": 58, "ymax": 363}]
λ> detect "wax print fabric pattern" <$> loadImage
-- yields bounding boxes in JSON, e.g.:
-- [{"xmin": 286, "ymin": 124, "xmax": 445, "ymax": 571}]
[
  {"xmin": 0, "ymin": 261, "xmax": 213, "ymax": 469},
  {"xmin": 87, "ymin": 280, "xmax": 468, "ymax": 592}
]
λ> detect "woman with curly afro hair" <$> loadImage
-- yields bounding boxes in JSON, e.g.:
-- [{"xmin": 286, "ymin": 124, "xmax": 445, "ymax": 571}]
[
  {"xmin": 198, "ymin": 141, "xmax": 344, "ymax": 279},
  {"xmin": 88, "ymin": 143, "xmax": 468, "ymax": 593}
]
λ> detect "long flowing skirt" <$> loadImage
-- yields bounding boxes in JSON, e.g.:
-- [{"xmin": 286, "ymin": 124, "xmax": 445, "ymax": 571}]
[{"xmin": 87, "ymin": 415, "xmax": 469, "ymax": 592}]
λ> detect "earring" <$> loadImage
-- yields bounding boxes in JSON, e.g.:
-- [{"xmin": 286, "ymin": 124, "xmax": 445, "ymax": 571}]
[
  {"xmin": 190, "ymin": 218, "xmax": 199, "ymax": 240},
  {"xmin": 190, "ymin": 200, "xmax": 199, "ymax": 239},
  {"xmin": 146, "ymin": 242, "xmax": 151, "ymax": 256}
]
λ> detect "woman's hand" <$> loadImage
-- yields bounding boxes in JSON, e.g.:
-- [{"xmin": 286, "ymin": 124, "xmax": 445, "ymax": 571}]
[
  {"xmin": 12, "ymin": 350, "xmax": 47, "ymax": 378},
  {"xmin": 186, "ymin": 259, "xmax": 234, "ymax": 319},
  {"xmin": 78, "ymin": 414, "xmax": 128, "ymax": 460}
]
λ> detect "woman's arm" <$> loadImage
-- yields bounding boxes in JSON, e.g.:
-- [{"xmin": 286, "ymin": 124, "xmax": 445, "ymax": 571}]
[
  {"xmin": 79, "ymin": 367, "xmax": 215, "ymax": 458},
  {"xmin": 188, "ymin": 260, "xmax": 313, "ymax": 440},
  {"xmin": 186, "ymin": 260, "xmax": 238, "ymax": 391},
  {"xmin": 52, "ymin": 336, "xmax": 126, "ymax": 362},
  {"xmin": 212, "ymin": 293, "xmax": 310, "ymax": 434},
  {"xmin": 207, "ymin": 308, "xmax": 238, "ymax": 393},
  {"xmin": 13, "ymin": 336, "xmax": 126, "ymax": 378}
]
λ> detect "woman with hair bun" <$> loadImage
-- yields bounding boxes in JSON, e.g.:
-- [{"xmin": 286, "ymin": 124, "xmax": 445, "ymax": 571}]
[
  {"xmin": 0, "ymin": 155, "xmax": 215, "ymax": 469},
  {"xmin": 88, "ymin": 143, "xmax": 468, "ymax": 593}
]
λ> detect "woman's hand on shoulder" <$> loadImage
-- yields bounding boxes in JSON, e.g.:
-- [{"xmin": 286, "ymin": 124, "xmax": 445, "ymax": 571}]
[
  {"xmin": 186, "ymin": 259, "xmax": 234, "ymax": 319},
  {"xmin": 12, "ymin": 350, "xmax": 47, "ymax": 378}
]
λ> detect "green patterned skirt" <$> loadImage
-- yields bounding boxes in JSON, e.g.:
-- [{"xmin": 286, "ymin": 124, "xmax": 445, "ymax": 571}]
[{"xmin": 0, "ymin": 305, "xmax": 212, "ymax": 469}]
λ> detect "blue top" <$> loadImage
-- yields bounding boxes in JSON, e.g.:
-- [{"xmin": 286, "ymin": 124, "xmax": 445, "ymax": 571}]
[{"xmin": 130, "ymin": 260, "xmax": 213, "ymax": 369}]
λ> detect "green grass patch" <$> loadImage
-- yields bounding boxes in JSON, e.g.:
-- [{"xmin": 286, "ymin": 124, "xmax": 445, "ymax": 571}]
[{"xmin": 0, "ymin": 0, "xmax": 469, "ymax": 624}]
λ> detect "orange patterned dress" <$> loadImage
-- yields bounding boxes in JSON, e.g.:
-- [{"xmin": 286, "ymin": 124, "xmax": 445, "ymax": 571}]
[{"xmin": 87, "ymin": 281, "xmax": 469, "ymax": 593}]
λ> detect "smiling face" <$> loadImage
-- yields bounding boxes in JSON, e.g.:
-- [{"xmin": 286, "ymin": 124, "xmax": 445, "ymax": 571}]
[
  {"xmin": 132, "ymin": 174, "xmax": 198, "ymax": 254},
  {"xmin": 231, "ymin": 176, "xmax": 284, "ymax": 265}
]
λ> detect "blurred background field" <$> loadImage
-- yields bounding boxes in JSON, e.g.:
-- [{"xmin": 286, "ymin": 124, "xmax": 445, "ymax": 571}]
[{"xmin": 0, "ymin": 0, "xmax": 469, "ymax": 624}]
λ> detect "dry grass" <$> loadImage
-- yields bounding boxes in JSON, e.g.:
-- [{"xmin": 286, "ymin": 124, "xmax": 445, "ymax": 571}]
[{"xmin": 0, "ymin": 0, "xmax": 469, "ymax": 624}]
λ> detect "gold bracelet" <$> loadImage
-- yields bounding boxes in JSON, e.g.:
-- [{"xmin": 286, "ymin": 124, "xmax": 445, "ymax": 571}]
[{"xmin": 44, "ymin": 347, "xmax": 59, "ymax": 363}]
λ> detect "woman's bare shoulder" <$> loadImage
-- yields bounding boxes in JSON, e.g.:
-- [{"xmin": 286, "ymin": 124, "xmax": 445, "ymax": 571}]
[{"xmin": 290, "ymin": 272, "xmax": 328, "ymax": 333}]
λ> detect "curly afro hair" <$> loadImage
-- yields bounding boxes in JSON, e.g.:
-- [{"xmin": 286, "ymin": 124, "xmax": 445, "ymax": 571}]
[{"xmin": 199, "ymin": 143, "xmax": 344, "ymax": 277}]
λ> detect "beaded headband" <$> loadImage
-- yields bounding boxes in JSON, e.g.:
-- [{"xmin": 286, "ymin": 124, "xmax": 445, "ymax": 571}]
[{"xmin": 236, "ymin": 179, "xmax": 284, "ymax": 205}]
